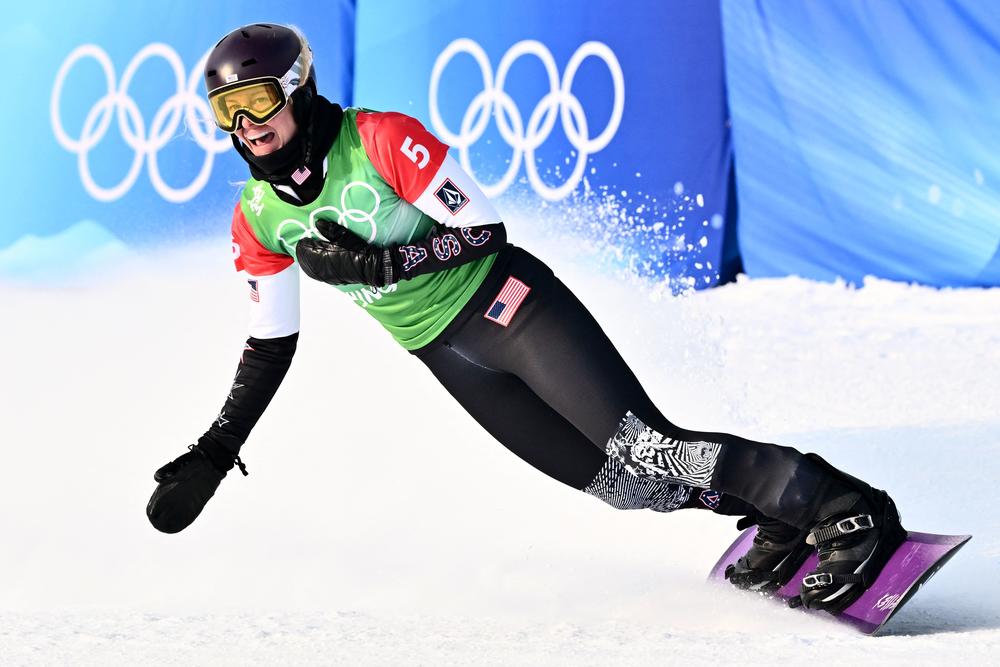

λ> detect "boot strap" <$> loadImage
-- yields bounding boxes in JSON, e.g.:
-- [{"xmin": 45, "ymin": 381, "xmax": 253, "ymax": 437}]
[
  {"xmin": 801, "ymin": 571, "xmax": 866, "ymax": 589},
  {"xmin": 726, "ymin": 562, "xmax": 780, "ymax": 584},
  {"xmin": 806, "ymin": 514, "xmax": 876, "ymax": 546}
]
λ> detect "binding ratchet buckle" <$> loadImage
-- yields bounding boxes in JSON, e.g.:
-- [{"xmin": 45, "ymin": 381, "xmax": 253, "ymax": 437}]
[
  {"xmin": 802, "ymin": 572, "xmax": 834, "ymax": 589},
  {"xmin": 807, "ymin": 514, "xmax": 875, "ymax": 545},
  {"xmin": 836, "ymin": 514, "xmax": 874, "ymax": 534}
]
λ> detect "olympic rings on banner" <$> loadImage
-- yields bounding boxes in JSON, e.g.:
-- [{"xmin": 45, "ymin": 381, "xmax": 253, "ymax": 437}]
[
  {"xmin": 429, "ymin": 38, "xmax": 625, "ymax": 201},
  {"xmin": 51, "ymin": 43, "xmax": 230, "ymax": 203}
]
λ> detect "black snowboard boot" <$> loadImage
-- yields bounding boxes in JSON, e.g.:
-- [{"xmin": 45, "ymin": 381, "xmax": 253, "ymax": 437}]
[
  {"xmin": 146, "ymin": 441, "xmax": 247, "ymax": 534},
  {"xmin": 797, "ymin": 457, "xmax": 907, "ymax": 613},
  {"xmin": 725, "ymin": 511, "xmax": 812, "ymax": 593}
]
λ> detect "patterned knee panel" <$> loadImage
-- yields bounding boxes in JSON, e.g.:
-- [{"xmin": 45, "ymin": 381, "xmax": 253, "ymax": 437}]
[
  {"xmin": 605, "ymin": 411, "xmax": 722, "ymax": 488},
  {"xmin": 583, "ymin": 455, "xmax": 693, "ymax": 513}
]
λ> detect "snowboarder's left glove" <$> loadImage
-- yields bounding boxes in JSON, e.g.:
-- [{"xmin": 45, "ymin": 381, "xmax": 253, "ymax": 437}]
[
  {"xmin": 146, "ymin": 441, "xmax": 247, "ymax": 534},
  {"xmin": 296, "ymin": 218, "xmax": 507, "ymax": 288}
]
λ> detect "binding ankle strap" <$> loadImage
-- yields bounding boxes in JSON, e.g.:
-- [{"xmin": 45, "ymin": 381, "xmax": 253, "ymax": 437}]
[{"xmin": 806, "ymin": 514, "xmax": 875, "ymax": 546}]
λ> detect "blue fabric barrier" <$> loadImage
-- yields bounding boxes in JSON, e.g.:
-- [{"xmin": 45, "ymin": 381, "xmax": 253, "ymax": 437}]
[{"xmin": 723, "ymin": 1, "xmax": 1000, "ymax": 286}]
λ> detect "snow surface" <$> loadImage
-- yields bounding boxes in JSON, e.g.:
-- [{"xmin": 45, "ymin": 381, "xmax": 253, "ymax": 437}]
[{"xmin": 3, "ymin": 223, "xmax": 1000, "ymax": 665}]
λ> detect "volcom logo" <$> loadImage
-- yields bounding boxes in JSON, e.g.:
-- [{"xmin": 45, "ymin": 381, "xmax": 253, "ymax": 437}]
[
  {"xmin": 249, "ymin": 184, "xmax": 265, "ymax": 216},
  {"xmin": 698, "ymin": 489, "xmax": 721, "ymax": 510},
  {"xmin": 434, "ymin": 178, "xmax": 469, "ymax": 215},
  {"xmin": 875, "ymin": 593, "xmax": 902, "ymax": 611}
]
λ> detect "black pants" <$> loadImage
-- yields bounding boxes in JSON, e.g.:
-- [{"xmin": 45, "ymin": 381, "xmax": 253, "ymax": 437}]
[{"xmin": 414, "ymin": 246, "xmax": 841, "ymax": 526}]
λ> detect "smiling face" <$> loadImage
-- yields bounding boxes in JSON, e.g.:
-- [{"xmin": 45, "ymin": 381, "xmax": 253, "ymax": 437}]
[{"xmin": 234, "ymin": 101, "xmax": 299, "ymax": 157}]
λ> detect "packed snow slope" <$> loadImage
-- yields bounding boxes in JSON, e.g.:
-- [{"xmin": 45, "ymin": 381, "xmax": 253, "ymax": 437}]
[{"xmin": 3, "ymin": 221, "xmax": 999, "ymax": 665}]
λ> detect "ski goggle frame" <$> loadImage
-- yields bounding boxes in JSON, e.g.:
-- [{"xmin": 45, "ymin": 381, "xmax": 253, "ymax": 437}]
[{"xmin": 208, "ymin": 77, "xmax": 288, "ymax": 133}]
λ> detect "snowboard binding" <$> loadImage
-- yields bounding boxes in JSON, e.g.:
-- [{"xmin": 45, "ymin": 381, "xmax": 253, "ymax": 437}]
[
  {"xmin": 794, "ymin": 488, "xmax": 907, "ymax": 613},
  {"xmin": 725, "ymin": 512, "xmax": 813, "ymax": 594}
]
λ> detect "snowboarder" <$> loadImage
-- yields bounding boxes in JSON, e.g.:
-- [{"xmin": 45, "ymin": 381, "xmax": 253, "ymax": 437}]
[{"xmin": 147, "ymin": 23, "xmax": 906, "ymax": 613}]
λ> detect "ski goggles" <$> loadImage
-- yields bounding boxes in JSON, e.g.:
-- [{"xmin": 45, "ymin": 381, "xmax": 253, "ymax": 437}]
[{"xmin": 208, "ymin": 77, "xmax": 288, "ymax": 133}]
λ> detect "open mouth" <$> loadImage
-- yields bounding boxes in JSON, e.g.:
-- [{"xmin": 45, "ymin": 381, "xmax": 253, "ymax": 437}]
[{"xmin": 246, "ymin": 131, "xmax": 276, "ymax": 149}]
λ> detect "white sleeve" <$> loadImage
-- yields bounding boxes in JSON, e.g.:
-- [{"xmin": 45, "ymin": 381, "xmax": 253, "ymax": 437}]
[
  {"xmin": 411, "ymin": 154, "xmax": 503, "ymax": 228},
  {"xmin": 244, "ymin": 264, "xmax": 300, "ymax": 339}
]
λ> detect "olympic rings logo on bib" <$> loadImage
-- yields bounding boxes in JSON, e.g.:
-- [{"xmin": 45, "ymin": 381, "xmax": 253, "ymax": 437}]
[
  {"xmin": 50, "ymin": 43, "xmax": 230, "ymax": 203},
  {"xmin": 429, "ymin": 39, "xmax": 625, "ymax": 201},
  {"xmin": 276, "ymin": 181, "xmax": 382, "ymax": 254}
]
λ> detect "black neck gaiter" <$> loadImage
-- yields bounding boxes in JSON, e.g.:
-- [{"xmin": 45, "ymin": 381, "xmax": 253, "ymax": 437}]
[{"xmin": 232, "ymin": 93, "xmax": 344, "ymax": 189}]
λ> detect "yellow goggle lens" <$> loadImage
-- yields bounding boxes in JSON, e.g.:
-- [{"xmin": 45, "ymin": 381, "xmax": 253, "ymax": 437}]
[{"xmin": 208, "ymin": 80, "xmax": 285, "ymax": 132}]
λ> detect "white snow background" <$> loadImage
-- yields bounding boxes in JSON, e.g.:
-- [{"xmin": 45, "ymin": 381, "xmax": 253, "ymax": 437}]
[{"xmin": 2, "ymin": 214, "xmax": 999, "ymax": 665}]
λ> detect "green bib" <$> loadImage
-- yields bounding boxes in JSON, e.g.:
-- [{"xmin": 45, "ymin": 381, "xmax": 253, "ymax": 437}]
[{"xmin": 238, "ymin": 108, "xmax": 494, "ymax": 350}]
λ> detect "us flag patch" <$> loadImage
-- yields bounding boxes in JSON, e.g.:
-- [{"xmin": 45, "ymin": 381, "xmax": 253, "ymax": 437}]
[
  {"xmin": 484, "ymin": 276, "xmax": 531, "ymax": 327},
  {"xmin": 248, "ymin": 279, "xmax": 259, "ymax": 302}
]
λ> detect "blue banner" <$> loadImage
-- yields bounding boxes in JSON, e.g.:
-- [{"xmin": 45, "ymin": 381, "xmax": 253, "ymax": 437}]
[
  {"xmin": 723, "ymin": 1, "xmax": 1000, "ymax": 287},
  {"xmin": 1, "ymin": 2, "xmax": 353, "ymax": 278},
  {"xmin": 355, "ymin": 0, "xmax": 734, "ymax": 289}
]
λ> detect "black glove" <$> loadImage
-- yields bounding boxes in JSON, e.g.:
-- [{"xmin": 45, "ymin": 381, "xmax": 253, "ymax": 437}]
[
  {"xmin": 146, "ymin": 441, "xmax": 247, "ymax": 534},
  {"xmin": 296, "ymin": 218, "xmax": 508, "ymax": 288},
  {"xmin": 296, "ymin": 219, "xmax": 395, "ymax": 287}
]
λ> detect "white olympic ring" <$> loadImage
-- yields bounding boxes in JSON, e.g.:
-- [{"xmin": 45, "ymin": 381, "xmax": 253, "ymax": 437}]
[
  {"xmin": 277, "ymin": 181, "xmax": 382, "ymax": 253},
  {"xmin": 429, "ymin": 38, "xmax": 625, "ymax": 201},
  {"xmin": 51, "ymin": 43, "xmax": 230, "ymax": 203}
]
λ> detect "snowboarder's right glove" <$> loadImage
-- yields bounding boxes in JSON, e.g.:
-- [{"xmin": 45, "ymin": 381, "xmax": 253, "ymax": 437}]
[
  {"xmin": 146, "ymin": 441, "xmax": 247, "ymax": 534},
  {"xmin": 296, "ymin": 219, "xmax": 395, "ymax": 287},
  {"xmin": 296, "ymin": 218, "xmax": 506, "ymax": 288}
]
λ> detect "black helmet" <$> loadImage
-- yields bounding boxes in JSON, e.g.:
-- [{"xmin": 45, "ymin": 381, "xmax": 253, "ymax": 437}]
[{"xmin": 204, "ymin": 23, "xmax": 316, "ymax": 133}]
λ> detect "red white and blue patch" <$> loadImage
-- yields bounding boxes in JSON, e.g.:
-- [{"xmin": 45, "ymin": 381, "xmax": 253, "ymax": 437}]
[
  {"xmin": 484, "ymin": 276, "xmax": 531, "ymax": 327},
  {"xmin": 698, "ymin": 489, "xmax": 722, "ymax": 510},
  {"xmin": 248, "ymin": 279, "xmax": 260, "ymax": 302}
]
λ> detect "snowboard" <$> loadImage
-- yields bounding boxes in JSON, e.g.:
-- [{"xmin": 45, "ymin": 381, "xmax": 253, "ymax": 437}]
[{"xmin": 708, "ymin": 527, "xmax": 971, "ymax": 635}]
